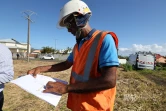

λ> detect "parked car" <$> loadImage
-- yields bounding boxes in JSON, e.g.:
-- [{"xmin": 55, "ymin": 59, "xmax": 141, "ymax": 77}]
[
  {"xmin": 128, "ymin": 51, "xmax": 156, "ymax": 70},
  {"xmin": 40, "ymin": 55, "xmax": 55, "ymax": 60}
]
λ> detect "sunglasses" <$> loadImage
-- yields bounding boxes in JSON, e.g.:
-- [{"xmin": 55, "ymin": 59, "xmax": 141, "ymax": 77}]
[
  {"xmin": 64, "ymin": 17, "xmax": 75, "ymax": 29},
  {"xmin": 64, "ymin": 12, "xmax": 82, "ymax": 28}
]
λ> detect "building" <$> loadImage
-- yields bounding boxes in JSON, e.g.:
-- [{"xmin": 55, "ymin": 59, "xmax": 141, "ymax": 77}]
[
  {"xmin": 0, "ymin": 38, "xmax": 31, "ymax": 58},
  {"xmin": 31, "ymin": 50, "xmax": 41, "ymax": 54},
  {"xmin": 29, "ymin": 50, "xmax": 41, "ymax": 58},
  {"xmin": 118, "ymin": 59, "xmax": 127, "ymax": 64},
  {"xmin": 155, "ymin": 54, "xmax": 166, "ymax": 63},
  {"xmin": 59, "ymin": 49, "xmax": 72, "ymax": 54}
]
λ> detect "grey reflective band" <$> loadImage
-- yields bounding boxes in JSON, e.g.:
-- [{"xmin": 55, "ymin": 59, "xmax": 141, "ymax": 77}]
[
  {"xmin": 72, "ymin": 71, "xmax": 86, "ymax": 82},
  {"xmin": 72, "ymin": 31, "xmax": 103, "ymax": 82}
]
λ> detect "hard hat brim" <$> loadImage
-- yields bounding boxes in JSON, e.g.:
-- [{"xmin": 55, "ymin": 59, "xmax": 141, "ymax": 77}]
[{"xmin": 57, "ymin": 13, "xmax": 73, "ymax": 28}]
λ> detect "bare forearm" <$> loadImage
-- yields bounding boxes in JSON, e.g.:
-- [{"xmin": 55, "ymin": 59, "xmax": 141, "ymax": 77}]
[
  {"xmin": 67, "ymin": 66, "xmax": 117, "ymax": 93},
  {"xmin": 68, "ymin": 77, "xmax": 116, "ymax": 93},
  {"xmin": 40, "ymin": 61, "xmax": 72, "ymax": 73}
]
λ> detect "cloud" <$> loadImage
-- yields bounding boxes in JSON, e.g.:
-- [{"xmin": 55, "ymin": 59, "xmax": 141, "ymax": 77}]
[{"xmin": 118, "ymin": 43, "xmax": 166, "ymax": 56}]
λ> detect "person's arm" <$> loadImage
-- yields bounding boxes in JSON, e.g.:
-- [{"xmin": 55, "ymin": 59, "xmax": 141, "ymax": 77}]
[
  {"xmin": 0, "ymin": 45, "xmax": 14, "ymax": 84},
  {"xmin": 41, "ymin": 60, "xmax": 73, "ymax": 72},
  {"xmin": 27, "ymin": 52, "xmax": 74, "ymax": 76},
  {"xmin": 27, "ymin": 60, "xmax": 73, "ymax": 76},
  {"xmin": 67, "ymin": 66, "xmax": 117, "ymax": 93},
  {"xmin": 43, "ymin": 66, "xmax": 117, "ymax": 94},
  {"xmin": 67, "ymin": 34, "xmax": 119, "ymax": 93},
  {"xmin": 0, "ymin": 61, "xmax": 14, "ymax": 84},
  {"xmin": 43, "ymin": 34, "xmax": 119, "ymax": 94}
]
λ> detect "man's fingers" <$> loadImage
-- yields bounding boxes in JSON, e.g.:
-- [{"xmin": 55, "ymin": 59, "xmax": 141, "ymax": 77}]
[
  {"xmin": 43, "ymin": 88, "xmax": 53, "ymax": 93},
  {"xmin": 45, "ymin": 82, "xmax": 54, "ymax": 89},
  {"xmin": 27, "ymin": 70, "xmax": 32, "ymax": 75},
  {"xmin": 27, "ymin": 67, "xmax": 40, "ymax": 77},
  {"xmin": 43, "ymin": 89, "xmax": 49, "ymax": 93}
]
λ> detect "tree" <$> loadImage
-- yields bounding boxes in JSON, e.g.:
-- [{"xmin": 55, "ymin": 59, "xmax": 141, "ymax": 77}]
[
  {"xmin": 41, "ymin": 46, "xmax": 55, "ymax": 54},
  {"xmin": 66, "ymin": 47, "xmax": 72, "ymax": 52},
  {"xmin": 55, "ymin": 49, "xmax": 60, "ymax": 54},
  {"xmin": 62, "ymin": 47, "xmax": 72, "ymax": 55}
]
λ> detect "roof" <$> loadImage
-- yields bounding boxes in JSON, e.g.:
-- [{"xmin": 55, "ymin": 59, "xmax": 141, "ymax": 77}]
[
  {"xmin": 0, "ymin": 38, "xmax": 21, "ymax": 44},
  {"xmin": 21, "ymin": 43, "xmax": 27, "ymax": 45},
  {"xmin": 7, "ymin": 46, "xmax": 27, "ymax": 49},
  {"xmin": 136, "ymin": 51, "xmax": 154, "ymax": 55},
  {"xmin": 32, "ymin": 50, "xmax": 41, "ymax": 53},
  {"xmin": 155, "ymin": 54, "xmax": 161, "ymax": 59}
]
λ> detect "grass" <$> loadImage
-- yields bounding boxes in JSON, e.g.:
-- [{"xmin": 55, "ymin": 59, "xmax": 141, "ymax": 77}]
[
  {"xmin": 3, "ymin": 60, "xmax": 71, "ymax": 111},
  {"xmin": 3, "ymin": 60, "xmax": 166, "ymax": 111},
  {"xmin": 115, "ymin": 68, "xmax": 166, "ymax": 111}
]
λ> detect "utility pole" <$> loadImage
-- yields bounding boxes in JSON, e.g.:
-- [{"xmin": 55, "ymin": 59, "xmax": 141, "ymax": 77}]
[{"xmin": 22, "ymin": 10, "xmax": 36, "ymax": 62}]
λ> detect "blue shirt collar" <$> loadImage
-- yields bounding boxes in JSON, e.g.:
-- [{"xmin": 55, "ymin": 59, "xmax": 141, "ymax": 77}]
[
  {"xmin": 83, "ymin": 28, "xmax": 96, "ymax": 40},
  {"xmin": 76, "ymin": 28, "xmax": 96, "ymax": 45}
]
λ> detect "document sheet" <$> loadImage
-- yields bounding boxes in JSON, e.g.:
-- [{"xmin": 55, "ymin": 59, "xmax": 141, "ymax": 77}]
[{"xmin": 11, "ymin": 74, "xmax": 67, "ymax": 107}]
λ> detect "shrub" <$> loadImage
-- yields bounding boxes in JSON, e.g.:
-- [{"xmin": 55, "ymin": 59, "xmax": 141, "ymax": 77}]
[
  {"xmin": 139, "ymin": 69, "xmax": 153, "ymax": 74},
  {"xmin": 123, "ymin": 63, "xmax": 133, "ymax": 71},
  {"xmin": 155, "ymin": 66, "xmax": 166, "ymax": 71},
  {"xmin": 163, "ymin": 67, "xmax": 166, "ymax": 70},
  {"xmin": 155, "ymin": 66, "xmax": 162, "ymax": 70}
]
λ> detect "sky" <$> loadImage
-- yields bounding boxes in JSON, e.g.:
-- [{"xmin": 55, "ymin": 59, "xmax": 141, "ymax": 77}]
[{"xmin": 0, "ymin": 0, "xmax": 166, "ymax": 56}]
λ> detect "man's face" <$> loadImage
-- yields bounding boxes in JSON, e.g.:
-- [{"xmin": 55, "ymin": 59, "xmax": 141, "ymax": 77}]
[{"xmin": 64, "ymin": 14, "xmax": 78, "ymax": 36}]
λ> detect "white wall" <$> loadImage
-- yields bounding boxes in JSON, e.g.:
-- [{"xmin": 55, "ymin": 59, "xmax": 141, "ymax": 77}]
[
  {"xmin": 1, "ymin": 42, "xmax": 31, "ymax": 53},
  {"xmin": 118, "ymin": 59, "xmax": 127, "ymax": 64}
]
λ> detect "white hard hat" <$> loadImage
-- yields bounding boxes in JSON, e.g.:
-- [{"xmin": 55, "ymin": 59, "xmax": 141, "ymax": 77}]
[{"xmin": 58, "ymin": 0, "xmax": 92, "ymax": 28}]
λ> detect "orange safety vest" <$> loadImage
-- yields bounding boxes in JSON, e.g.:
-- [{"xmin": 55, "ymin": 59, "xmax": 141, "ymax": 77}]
[{"xmin": 67, "ymin": 30, "xmax": 118, "ymax": 111}]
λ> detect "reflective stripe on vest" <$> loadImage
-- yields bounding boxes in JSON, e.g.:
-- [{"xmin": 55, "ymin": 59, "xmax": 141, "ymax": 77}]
[{"xmin": 71, "ymin": 31, "xmax": 103, "ymax": 82}]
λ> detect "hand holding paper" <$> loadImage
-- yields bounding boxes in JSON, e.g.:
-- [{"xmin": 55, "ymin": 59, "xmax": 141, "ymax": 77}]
[
  {"xmin": 11, "ymin": 74, "xmax": 67, "ymax": 107},
  {"xmin": 43, "ymin": 81, "xmax": 68, "ymax": 94}
]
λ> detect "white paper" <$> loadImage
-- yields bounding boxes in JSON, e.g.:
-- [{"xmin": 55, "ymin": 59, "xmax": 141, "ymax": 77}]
[{"xmin": 10, "ymin": 74, "xmax": 67, "ymax": 107}]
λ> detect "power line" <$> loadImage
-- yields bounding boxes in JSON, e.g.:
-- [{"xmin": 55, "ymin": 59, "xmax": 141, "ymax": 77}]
[{"xmin": 22, "ymin": 10, "xmax": 37, "ymax": 62}]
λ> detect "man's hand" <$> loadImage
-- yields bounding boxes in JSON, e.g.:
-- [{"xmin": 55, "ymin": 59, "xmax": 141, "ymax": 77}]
[
  {"xmin": 27, "ymin": 67, "xmax": 41, "ymax": 77},
  {"xmin": 43, "ymin": 81, "xmax": 68, "ymax": 95}
]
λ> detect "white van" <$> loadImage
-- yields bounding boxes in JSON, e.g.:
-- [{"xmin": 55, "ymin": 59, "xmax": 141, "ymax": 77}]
[{"xmin": 128, "ymin": 51, "xmax": 156, "ymax": 70}]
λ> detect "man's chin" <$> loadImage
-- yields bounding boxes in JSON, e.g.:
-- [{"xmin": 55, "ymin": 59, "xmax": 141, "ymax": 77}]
[{"xmin": 71, "ymin": 33, "xmax": 76, "ymax": 36}]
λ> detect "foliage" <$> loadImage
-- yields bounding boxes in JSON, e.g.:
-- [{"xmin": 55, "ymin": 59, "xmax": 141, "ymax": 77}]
[
  {"xmin": 118, "ymin": 55, "xmax": 129, "ymax": 60},
  {"xmin": 62, "ymin": 47, "xmax": 72, "ymax": 54},
  {"xmin": 40, "ymin": 46, "xmax": 55, "ymax": 54},
  {"xmin": 155, "ymin": 66, "xmax": 166, "ymax": 71},
  {"xmin": 55, "ymin": 50, "xmax": 60, "ymax": 54},
  {"xmin": 122, "ymin": 63, "xmax": 133, "ymax": 71},
  {"xmin": 121, "ymin": 63, "xmax": 166, "ymax": 72},
  {"xmin": 138, "ymin": 69, "xmax": 153, "ymax": 74},
  {"xmin": 156, "ymin": 62, "xmax": 166, "ymax": 67}
]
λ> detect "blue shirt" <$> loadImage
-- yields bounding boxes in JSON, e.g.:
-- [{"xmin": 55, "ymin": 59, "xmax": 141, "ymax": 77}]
[
  {"xmin": 0, "ymin": 44, "xmax": 14, "ymax": 93},
  {"xmin": 67, "ymin": 29, "xmax": 119, "ymax": 68}
]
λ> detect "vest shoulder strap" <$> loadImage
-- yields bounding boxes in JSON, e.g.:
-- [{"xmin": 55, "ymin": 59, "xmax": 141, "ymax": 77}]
[{"xmin": 101, "ymin": 31, "xmax": 119, "ymax": 49}]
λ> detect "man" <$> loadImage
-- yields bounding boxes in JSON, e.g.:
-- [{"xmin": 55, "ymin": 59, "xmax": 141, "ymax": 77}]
[
  {"xmin": 16, "ymin": 53, "xmax": 20, "ymax": 60},
  {"xmin": 27, "ymin": 0, "xmax": 119, "ymax": 110},
  {"xmin": 0, "ymin": 44, "xmax": 14, "ymax": 111}
]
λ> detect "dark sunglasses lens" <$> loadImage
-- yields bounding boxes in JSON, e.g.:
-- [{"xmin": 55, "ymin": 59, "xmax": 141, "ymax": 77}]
[{"xmin": 65, "ymin": 23, "xmax": 71, "ymax": 28}]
